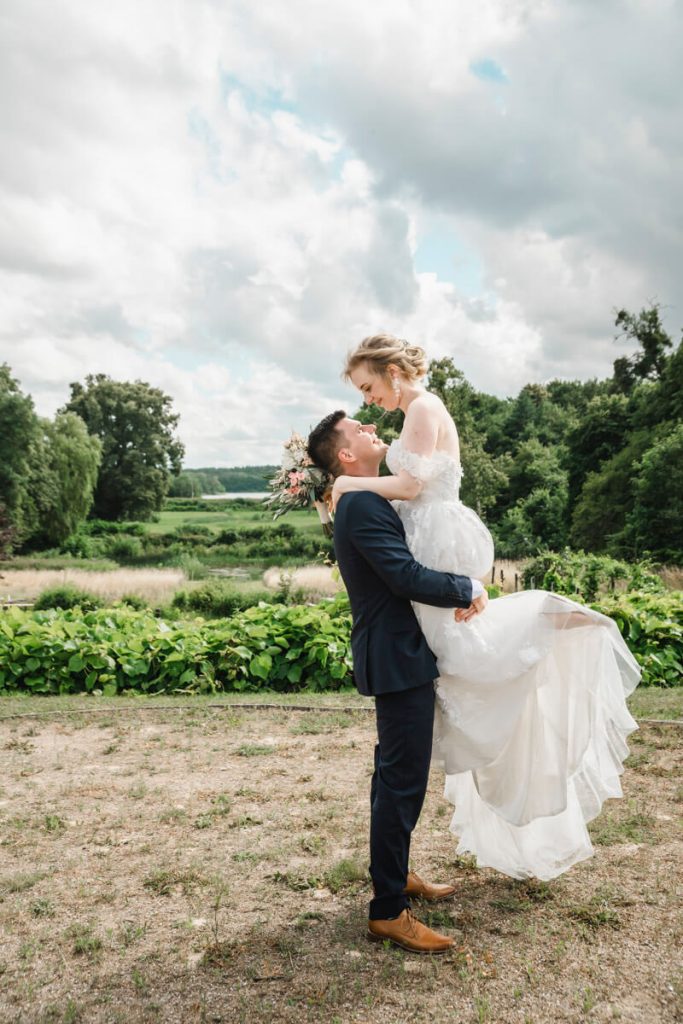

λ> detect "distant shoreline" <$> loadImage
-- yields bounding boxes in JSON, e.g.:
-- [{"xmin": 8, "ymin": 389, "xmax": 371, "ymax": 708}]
[{"xmin": 201, "ymin": 492, "xmax": 269, "ymax": 500}]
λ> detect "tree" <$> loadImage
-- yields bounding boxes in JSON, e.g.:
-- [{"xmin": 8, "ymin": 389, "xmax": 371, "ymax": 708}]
[
  {"xmin": 0, "ymin": 504, "xmax": 16, "ymax": 558},
  {"xmin": 0, "ymin": 365, "xmax": 39, "ymax": 544},
  {"xmin": 628, "ymin": 425, "xmax": 683, "ymax": 561},
  {"xmin": 460, "ymin": 439, "xmax": 511, "ymax": 517},
  {"xmin": 612, "ymin": 304, "xmax": 673, "ymax": 394},
  {"xmin": 168, "ymin": 471, "xmax": 201, "ymax": 498},
  {"xmin": 654, "ymin": 336, "xmax": 683, "ymax": 424},
  {"xmin": 426, "ymin": 358, "xmax": 510, "ymax": 515},
  {"xmin": 63, "ymin": 375, "xmax": 184, "ymax": 520},
  {"xmin": 499, "ymin": 383, "xmax": 574, "ymax": 451},
  {"xmin": 23, "ymin": 413, "xmax": 101, "ymax": 547},
  {"xmin": 495, "ymin": 485, "xmax": 568, "ymax": 557},
  {"xmin": 569, "ymin": 431, "xmax": 653, "ymax": 554},
  {"xmin": 566, "ymin": 393, "xmax": 630, "ymax": 505}
]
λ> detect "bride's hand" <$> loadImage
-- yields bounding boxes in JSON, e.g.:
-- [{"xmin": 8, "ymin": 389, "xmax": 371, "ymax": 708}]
[{"xmin": 455, "ymin": 591, "xmax": 489, "ymax": 623}]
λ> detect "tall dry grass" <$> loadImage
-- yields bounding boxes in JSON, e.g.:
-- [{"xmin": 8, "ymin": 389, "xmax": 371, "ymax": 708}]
[
  {"xmin": 484, "ymin": 559, "xmax": 527, "ymax": 592},
  {"xmin": 263, "ymin": 560, "xmax": 529, "ymax": 596},
  {"xmin": 658, "ymin": 565, "xmax": 683, "ymax": 591},
  {"xmin": 0, "ymin": 568, "xmax": 185, "ymax": 605},
  {"xmin": 262, "ymin": 565, "xmax": 342, "ymax": 597}
]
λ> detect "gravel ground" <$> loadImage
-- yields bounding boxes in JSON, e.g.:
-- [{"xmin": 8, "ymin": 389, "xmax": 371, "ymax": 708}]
[{"xmin": 0, "ymin": 703, "xmax": 681, "ymax": 1024}]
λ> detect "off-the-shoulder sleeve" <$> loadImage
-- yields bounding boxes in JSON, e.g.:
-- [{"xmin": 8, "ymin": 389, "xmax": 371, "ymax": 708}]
[{"xmin": 387, "ymin": 441, "xmax": 442, "ymax": 482}]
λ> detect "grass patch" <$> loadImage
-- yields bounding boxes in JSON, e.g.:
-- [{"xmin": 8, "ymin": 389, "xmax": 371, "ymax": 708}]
[
  {"xmin": 323, "ymin": 858, "xmax": 368, "ymax": 894},
  {"xmin": 31, "ymin": 898, "xmax": 55, "ymax": 917},
  {"xmin": 159, "ymin": 807, "xmax": 188, "ymax": 824},
  {"xmin": 0, "ymin": 871, "xmax": 47, "ymax": 897},
  {"xmin": 589, "ymin": 806, "xmax": 657, "ymax": 846},
  {"xmin": 44, "ymin": 814, "xmax": 66, "ymax": 833},
  {"xmin": 566, "ymin": 900, "xmax": 622, "ymax": 930},
  {"xmin": 236, "ymin": 744, "xmax": 275, "ymax": 757},
  {"xmin": 67, "ymin": 923, "xmax": 103, "ymax": 956},
  {"xmin": 142, "ymin": 867, "xmax": 206, "ymax": 897},
  {"xmin": 272, "ymin": 870, "xmax": 321, "ymax": 892},
  {"xmin": 290, "ymin": 712, "xmax": 353, "ymax": 735}
]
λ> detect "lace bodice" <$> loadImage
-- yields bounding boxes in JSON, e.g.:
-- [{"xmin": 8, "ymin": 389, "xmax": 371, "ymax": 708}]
[
  {"xmin": 385, "ymin": 439, "xmax": 463, "ymax": 503},
  {"xmin": 385, "ymin": 437, "xmax": 493, "ymax": 578}
]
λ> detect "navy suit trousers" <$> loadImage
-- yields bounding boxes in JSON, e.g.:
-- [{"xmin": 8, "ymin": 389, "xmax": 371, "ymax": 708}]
[{"xmin": 369, "ymin": 681, "xmax": 436, "ymax": 920}]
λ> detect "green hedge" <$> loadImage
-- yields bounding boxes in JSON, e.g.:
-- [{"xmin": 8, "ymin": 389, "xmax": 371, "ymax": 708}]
[
  {"xmin": 171, "ymin": 581, "xmax": 278, "ymax": 617},
  {"xmin": 522, "ymin": 549, "xmax": 664, "ymax": 601},
  {"xmin": 58, "ymin": 522, "xmax": 332, "ymax": 565},
  {"xmin": 591, "ymin": 592, "xmax": 682, "ymax": 688},
  {"xmin": 0, "ymin": 597, "xmax": 353, "ymax": 696},
  {"xmin": 33, "ymin": 585, "xmax": 103, "ymax": 612},
  {"xmin": 0, "ymin": 588, "xmax": 679, "ymax": 696}
]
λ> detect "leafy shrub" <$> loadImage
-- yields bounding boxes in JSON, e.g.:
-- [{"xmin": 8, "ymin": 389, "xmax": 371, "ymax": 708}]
[
  {"xmin": 0, "ymin": 595, "xmax": 353, "ymax": 696},
  {"xmin": 33, "ymin": 585, "xmax": 103, "ymax": 612},
  {"xmin": 101, "ymin": 536, "xmax": 144, "ymax": 561},
  {"xmin": 83, "ymin": 520, "xmax": 146, "ymax": 537},
  {"xmin": 175, "ymin": 553, "xmax": 209, "ymax": 580},
  {"xmin": 592, "ymin": 591, "xmax": 683, "ymax": 688},
  {"xmin": 171, "ymin": 525, "xmax": 213, "ymax": 544},
  {"xmin": 171, "ymin": 581, "xmax": 276, "ymax": 617},
  {"xmin": 522, "ymin": 549, "xmax": 663, "ymax": 602},
  {"xmin": 117, "ymin": 594, "xmax": 148, "ymax": 611},
  {"xmin": 60, "ymin": 533, "xmax": 107, "ymax": 559},
  {"xmin": 163, "ymin": 497, "xmax": 263, "ymax": 513}
]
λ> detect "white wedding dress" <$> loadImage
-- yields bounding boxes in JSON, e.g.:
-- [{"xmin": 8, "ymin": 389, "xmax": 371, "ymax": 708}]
[{"xmin": 385, "ymin": 439, "xmax": 641, "ymax": 881}]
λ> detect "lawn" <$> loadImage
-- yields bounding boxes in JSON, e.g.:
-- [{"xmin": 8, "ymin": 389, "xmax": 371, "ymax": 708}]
[
  {"xmin": 145, "ymin": 503, "xmax": 324, "ymax": 541},
  {"xmin": 0, "ymin": 691, "xmax": 680, "ymax": 1023}
]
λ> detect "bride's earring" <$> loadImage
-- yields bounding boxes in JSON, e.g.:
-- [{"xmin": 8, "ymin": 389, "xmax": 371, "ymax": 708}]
[{"xmin": 391, "ymin": 374, "xmax": 401, "ymax": 399}]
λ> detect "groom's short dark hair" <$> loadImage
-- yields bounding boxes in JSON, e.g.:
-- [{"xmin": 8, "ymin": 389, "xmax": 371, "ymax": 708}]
[{"xmin": 307, "ymin": 410, "xmax": 346, "ymax": 479}]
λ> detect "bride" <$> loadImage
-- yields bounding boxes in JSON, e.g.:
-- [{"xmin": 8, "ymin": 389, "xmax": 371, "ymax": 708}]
[{"xmin": 331, "ymin": 333, "xmax": 641, "ymax": 881}]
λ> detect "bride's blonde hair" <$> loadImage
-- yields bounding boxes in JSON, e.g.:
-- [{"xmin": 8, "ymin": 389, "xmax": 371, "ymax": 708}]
[{"xmin": 343, "ymin": 333, "xmax": 428, "ymax": 383}]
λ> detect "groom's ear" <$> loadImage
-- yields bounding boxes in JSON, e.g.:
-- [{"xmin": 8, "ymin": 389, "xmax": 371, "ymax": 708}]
[{"xmin": 337, "ymin": 447, "xmax": 355, "ymax": 466}]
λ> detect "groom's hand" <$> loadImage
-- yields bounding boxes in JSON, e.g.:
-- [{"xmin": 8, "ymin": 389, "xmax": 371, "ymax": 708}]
[{"xmin": 454, "ymin": 590, "xmax": 488, "ymax": 623}]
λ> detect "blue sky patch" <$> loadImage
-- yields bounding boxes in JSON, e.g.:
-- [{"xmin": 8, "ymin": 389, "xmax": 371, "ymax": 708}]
[
  {"xmin": 220, "ymin": 72, "xmax": 297, "ymax": 117},
  {"xmin": 470, "ymin": 58, "xmax": 508, "ymax": 84},
  {"xmin": 414, "ymin": 225, "xmax": 485, "ymax": 297}
]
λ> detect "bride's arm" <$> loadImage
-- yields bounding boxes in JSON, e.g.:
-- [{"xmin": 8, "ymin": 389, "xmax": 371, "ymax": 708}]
[
  {"xmin": 332, "ymin": 399, "xmax": 440, "ymax": 507},
  {"xmin": 333, "ymin": 468, "xmax": 422, "ymax": 506}
]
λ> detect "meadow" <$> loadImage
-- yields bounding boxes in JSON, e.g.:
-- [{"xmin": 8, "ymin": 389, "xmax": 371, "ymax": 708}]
[{"xmin": 0, "ymin": 690, "xmax": 680, "ymax": 1024}]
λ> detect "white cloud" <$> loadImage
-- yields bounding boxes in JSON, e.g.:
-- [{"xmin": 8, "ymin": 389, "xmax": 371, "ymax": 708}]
[{"xmin": 0, "ymin": 0, "xmax": 680, "ymax": 466}]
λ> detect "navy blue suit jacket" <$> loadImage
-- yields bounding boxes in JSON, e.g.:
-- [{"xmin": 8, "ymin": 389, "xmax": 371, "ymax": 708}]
[{"xmin": 334, "ymin": 491, "xmax": 473, "ymax": 696}]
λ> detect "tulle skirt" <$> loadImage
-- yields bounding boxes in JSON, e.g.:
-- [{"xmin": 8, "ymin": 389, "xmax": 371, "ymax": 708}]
[{"xmin": 401, "ymin": 497, "xmax": 640, "ymax": 880}]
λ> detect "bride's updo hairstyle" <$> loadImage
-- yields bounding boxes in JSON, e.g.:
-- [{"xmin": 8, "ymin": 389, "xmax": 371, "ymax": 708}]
[{"xmin": 343, "ymin": 333, "xmax": 428, "ymax": 383}]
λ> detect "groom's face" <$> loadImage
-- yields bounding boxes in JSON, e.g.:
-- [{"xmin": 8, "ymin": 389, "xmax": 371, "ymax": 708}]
[{"xmin": 337, "ymin": 417, "xmax": 387, "ymax": 473}]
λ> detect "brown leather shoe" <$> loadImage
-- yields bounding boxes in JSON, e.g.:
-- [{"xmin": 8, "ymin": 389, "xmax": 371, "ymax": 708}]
[
  {"xmin": 404, "ymin": 870, "xmax": 457, "ymax": 902},
  {"xmin": 367, "ymin": 908, "xmax": 454, "ymax": 954}
]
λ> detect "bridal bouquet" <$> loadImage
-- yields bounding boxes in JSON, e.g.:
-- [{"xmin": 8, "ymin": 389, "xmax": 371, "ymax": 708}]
[{"xmin": 265, "ymin": 432, "xmax": 333, "ymax": 536}]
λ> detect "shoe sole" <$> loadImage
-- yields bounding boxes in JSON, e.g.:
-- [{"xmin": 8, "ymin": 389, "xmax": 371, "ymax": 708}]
[{"xmin": 367, "ymin": 930, "xmax": 453, "ymax": 955}]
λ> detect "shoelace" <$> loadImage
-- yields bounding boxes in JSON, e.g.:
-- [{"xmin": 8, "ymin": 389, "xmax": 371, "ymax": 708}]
[{"xmin": 403, "ymin": 910, "xmax": 420, "ymax": 937}]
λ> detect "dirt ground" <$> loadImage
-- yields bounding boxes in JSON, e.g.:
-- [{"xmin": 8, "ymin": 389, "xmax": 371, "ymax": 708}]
[{"xmin": 0, "ymin": 704, "xmax": 681, "ymax": 1024}]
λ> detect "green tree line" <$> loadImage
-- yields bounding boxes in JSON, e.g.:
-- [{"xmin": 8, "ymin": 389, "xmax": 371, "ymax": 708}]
[
  {"xmin": 0, "ymin": 372, "xmax": 184, "ymax": 553},
  {"xmin": 168, "ymin": 466, "xmax": 276, "ymax": 497}
]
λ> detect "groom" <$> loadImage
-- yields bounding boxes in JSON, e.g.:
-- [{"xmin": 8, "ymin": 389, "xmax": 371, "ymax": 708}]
[{"xmin": 307, "ymin": 411, "xmax": 487, "ymax": 954}]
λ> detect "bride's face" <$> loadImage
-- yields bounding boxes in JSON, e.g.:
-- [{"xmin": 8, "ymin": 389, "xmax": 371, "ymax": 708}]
[{"xmin": 349, "ymin": 362, "xmax": 401, "ymax": 412}]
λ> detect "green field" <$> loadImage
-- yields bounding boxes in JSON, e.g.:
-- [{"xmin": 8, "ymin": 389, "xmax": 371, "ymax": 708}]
[{"xmin": 145, "ymin": 502, "xmax": 324, "ymax": 541}]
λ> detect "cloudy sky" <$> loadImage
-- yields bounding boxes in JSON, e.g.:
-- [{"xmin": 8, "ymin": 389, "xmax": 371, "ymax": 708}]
[{"xmin": 1, "ymin": 0, "xmax": 681, "ymax": 467}]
